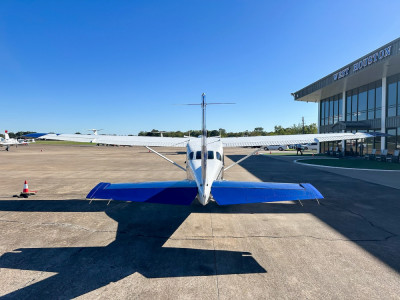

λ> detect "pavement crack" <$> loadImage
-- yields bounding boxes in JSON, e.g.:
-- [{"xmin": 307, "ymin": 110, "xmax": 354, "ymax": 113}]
[{"xmin": 320, "ymin": 202, "xmax": 398, "ymax": 241}]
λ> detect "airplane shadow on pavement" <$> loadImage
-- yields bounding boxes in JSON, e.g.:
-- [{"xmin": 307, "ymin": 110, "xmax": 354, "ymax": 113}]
[{"xmin": 0, "ymin": 200, "xmax": 268, "ymax": 299}]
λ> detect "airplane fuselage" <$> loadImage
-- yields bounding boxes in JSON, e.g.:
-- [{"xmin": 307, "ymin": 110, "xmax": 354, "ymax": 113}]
[{"xmin": 186, "ymin": 138, "xmax": 224, "ymax": 205}]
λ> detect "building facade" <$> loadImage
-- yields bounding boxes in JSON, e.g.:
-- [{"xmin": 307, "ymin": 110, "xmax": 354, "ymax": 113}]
[{"xmin": 293, "ymin": 38, "xmax": 400, "ymax": 155}]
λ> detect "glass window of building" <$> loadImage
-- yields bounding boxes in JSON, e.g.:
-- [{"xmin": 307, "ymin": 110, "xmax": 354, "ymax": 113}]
[
  {"xmin": 376, "ymin": 84, "xmax": 382, "ymax": 118},
  {"xmin": 351, "ymin": 91, "xmax": 358, "ymax": 121},
  {"xmin": 358, "ymin": 86, "xmax": 367, "ymax": 121},
  {"xmin": 320, "ymin": 101, "xmax": 325, "ymax": 126},
  {"xmin": 333, "ymin": 96, "xmax": 338, "ymax": 123},
  {"xmin": 387, "ymin": 79, "xmax": 397, "ymax": 117},
  {"xmin": 324, "ymin": 100, "xmax": 329, "ymax": 125},
  {"xmin": 338, "ymin": 97, "xmax": 343, "ymax": 121},
  {"xmin": 367, "ymin": 84, "xmax": 375, "ymax": 119},
  {"xmin": 320, "ymin": 94, "xmax": 342, "ymax": 128},
  {"xmin": 346, "ymin": 94, "xmax": 352, "ymax": 121}
]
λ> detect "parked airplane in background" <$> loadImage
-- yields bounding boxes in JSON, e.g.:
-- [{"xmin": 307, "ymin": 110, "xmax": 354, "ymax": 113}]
[
  {"xmin": 1, "ymin": 130, "xmax": 35, "ymax": 151},
  {"xmin": 27, "ymin": 94, "xmax": 377, "ymax": 206},
  {"xmin": 88, "ymin": 129, "xmax": 104, "ymax": 135}
]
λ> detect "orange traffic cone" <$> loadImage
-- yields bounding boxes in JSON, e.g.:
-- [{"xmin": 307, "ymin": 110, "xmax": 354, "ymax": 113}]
[
  {"xmin": 23, "ymin": 180, "xmax": 29, "ymax": 193},
  {"xmin": 21, "ymin": 180, "xmax": 36, "ymax": 196}
]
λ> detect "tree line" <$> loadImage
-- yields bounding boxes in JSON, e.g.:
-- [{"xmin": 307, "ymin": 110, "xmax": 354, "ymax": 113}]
[{"xmin": 138, "ymin": 123, "xmax": 317, "ymax": 137}]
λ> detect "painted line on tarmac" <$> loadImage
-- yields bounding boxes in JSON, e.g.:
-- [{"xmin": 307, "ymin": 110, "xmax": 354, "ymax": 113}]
[{"xmin": 294, "ymin": 158, "xmax": 400, "ymax": 172}]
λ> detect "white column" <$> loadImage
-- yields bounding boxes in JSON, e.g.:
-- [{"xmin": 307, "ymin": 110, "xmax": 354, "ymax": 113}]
[
  {"xmin": 341, "ymin": 90, "xmax": 346, "ymax": 153},
  {"xmin": 381, "ymin": 77, "xmax": 386, "ymax": 151}
]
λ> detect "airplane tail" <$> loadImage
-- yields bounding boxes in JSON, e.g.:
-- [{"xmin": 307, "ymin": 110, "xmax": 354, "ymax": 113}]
[{"xmin": 4, "ymin": 130, "xmax": 10, "ymax": 140}]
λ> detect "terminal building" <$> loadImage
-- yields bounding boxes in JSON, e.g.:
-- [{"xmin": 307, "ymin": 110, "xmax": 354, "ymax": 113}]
[{"xmin": 293, "ymin": 38, "xmax": 400, "ymax": 155}]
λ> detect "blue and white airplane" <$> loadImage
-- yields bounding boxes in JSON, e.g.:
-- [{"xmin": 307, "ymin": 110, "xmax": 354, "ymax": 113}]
[{"xmin": 27, "ymin": 94, "xmax": 376, "ymax": 206}]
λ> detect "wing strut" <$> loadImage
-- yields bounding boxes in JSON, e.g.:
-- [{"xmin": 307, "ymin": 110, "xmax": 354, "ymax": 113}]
[
  {"xmin": 224, "ymin": 147, "xmax": 263, "ymax": 171},
  {"xmin": 145, "ymin": 146, "xmax": 186, "ymax": 171}
]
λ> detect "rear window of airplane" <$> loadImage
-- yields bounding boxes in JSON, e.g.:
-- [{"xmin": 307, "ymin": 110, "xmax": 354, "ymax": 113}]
[
  {"xmin": 196, "ymin": 151, "xmax": 201, "ymax": 159},
  {"xmin": 216, "ymin": 152, "xmax": 222, "ymax": 161},
  {"xmin": 189, "ymin": 152, "xmax": 194, "ymax": 160}
]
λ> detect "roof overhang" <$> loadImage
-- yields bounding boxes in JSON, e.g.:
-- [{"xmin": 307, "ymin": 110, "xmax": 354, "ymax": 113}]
[{"xmin": 293, "ymin": 38, "xmax": 400, "ymax": 103}]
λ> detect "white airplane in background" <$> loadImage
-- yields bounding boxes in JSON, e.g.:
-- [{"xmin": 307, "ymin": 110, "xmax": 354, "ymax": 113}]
[
  {"xmin": 1, "ymin": 130, "xmax": 35, "ymax": 150},
  {"xmin": 27, "ymin": 94, "xmax": 378, "ymax": 206},
  {"xmin": 88, "ymin": 129, "xmax": 104, "ymax": 135}
]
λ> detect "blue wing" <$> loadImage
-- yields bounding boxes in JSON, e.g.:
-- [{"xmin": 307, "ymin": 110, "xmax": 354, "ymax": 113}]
[
  {"xmin": 211, "ymin": 181, "xmax": 323, "ymax": 205},
  {"xmin": 87, "ymin": 181, "xmax": 198, "ymax": 205}
]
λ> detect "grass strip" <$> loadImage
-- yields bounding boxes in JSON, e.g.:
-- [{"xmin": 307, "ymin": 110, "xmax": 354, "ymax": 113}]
[{"xmin": 299, "ymin": 158, "xmax": 400, "ymax": 170}]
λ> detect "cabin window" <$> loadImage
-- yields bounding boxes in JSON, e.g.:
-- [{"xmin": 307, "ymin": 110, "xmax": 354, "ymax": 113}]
[
  {"xmin": 216, "ymin": 152, "xmax": 222, "ymax": 161},
  {"xmin": 189, "ymin": 152, "xmax": 194, "ymax": 160},
  {"xmin": 196, "ymin": 151, "xmax": 202, "ymax": 159},
  {"xmin": 208, "ymin": 151, "xmax": 214, "ymax": 159}
]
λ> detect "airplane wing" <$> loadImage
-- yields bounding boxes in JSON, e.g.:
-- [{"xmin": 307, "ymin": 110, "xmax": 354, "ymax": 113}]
[
  {"xmin": 219, "ymin": 132, "xmax": 377, "ymax": 148},
  {"xmin": 26, "ymin": 133, "xmax": 190, "ymax": 147}
]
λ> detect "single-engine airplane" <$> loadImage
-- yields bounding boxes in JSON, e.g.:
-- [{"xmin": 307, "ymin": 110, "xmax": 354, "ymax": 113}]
[
  {"xmin": 1, "ymin": 130, "xmax": 35, "ymax": 150},
  {"xmin": 27, "ymin": 94, "xmax": 378, "ymax": 206}
]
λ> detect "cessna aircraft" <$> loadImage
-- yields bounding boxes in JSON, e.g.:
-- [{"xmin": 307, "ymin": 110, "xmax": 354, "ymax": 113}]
[
  {"xmin": 27, "ymin": 94, "xmax": 377, "ymax": 206},
  {"xmin": 1, "ymin": 130, "xmax": 34, "ymax": 150}
]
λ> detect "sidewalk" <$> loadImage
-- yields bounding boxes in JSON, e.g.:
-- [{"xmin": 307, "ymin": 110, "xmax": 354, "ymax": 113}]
[{"xmin": 270, "ymin": 155, "xmax": 400, "ymax": 191}]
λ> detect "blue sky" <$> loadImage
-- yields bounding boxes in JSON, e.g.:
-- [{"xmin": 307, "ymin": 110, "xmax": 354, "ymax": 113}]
[{"xmin": 1, "ymin": 0, "xmax": 400, "ymax": 134}]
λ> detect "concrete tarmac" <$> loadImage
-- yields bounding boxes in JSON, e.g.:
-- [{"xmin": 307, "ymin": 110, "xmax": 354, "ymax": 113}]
[{"xmin": 0, "ymin": 144, "xmax": 399, "ymax": 299}]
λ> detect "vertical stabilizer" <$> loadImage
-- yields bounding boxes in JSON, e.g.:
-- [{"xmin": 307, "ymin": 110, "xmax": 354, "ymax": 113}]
[
  {"xmin": 201, "ymin": 93, "xmax": 207, "ymax": 192},
  {"xmin": 4, "ymin": 130, "xmax": 10, "ymax": 140}
]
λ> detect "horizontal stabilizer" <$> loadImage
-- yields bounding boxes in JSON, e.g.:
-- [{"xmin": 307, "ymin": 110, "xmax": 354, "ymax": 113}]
[
  {"xmin": 87, "ymin": 181, "xmax": 198, "ymax": 205},
  {"xmin": 211, "ymin": 181, "xmax": 323, "ymax": 205}
]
